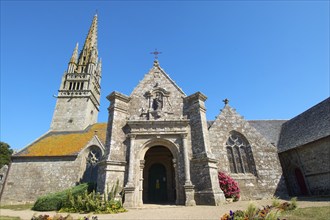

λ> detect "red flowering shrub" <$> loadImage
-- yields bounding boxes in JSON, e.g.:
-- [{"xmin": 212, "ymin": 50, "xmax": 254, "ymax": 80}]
[{"xmin": 218, "ymin": 171, "xmax": 240, "ymax": 201}]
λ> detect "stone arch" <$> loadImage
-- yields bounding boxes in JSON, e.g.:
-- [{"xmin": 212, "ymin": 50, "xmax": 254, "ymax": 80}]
[
  {"xmin": 138, "ymin": 138, "xmax": 180, "ymax": 205},
  {"xmin": 225, "ymin": 131, "xmax": 256, "ymax": 175},
  {"xmin": 80, "ymin": 145, "xmax": 103, "ymax": 187},
  {"xmin": 284, "ymin": 162, "xmax": 310, "ymax": 196},
  {"xmin": 294, "ymin": 167, "xmax": 309, "ymax": 196},
  {"xmin": 138, "ymin": 138, "xmax": 179, "ymax": 160}
]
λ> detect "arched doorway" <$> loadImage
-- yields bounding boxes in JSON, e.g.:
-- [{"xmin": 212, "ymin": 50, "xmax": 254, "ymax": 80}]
[
  {"xmin": 295, "ymin": 168, "xmax": 308, "ymax": 195},
  {"xmin": 143, "ymin": 146, "xmax": 176, "ymax": 204}
]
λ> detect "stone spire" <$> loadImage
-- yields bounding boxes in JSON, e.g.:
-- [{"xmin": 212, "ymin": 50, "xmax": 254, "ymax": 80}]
[
  {"xmin": 70, "ymin": 42, "xmax": 79, "ymax": 63},
  {"xmin": 77, "ymin": 14, "xmax": 98, "ymax": 71},
  {"xmin": 67, "ymin": 43, "xmax": 79, "ymax": 73},
  {"xmin": 83, "ymin": 13, "xmax": 98, "ymax": 52}
]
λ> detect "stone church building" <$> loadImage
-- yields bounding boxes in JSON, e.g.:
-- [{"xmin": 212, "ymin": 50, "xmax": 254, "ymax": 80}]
[{"xmin": 1, "ymin": 15, "xmax": 329, "ymax": 207}]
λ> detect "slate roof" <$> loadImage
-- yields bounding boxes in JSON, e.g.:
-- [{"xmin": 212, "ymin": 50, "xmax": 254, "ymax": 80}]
[
  {"xmin": 278, "ymin": 97, "xmax": 330, "ymax": 153},
  {"xmin": 15, "ymin": 123, "xmax": 107, "ymax": 157},
  {"xmin": 248, "ymin": 120, "xmax": 287, "ymax": 146}
]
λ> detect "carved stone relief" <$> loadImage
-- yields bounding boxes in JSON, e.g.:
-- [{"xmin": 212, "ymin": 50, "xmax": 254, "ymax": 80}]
[{"xmin": 140, "ymin": 84, "xmax": 173, "ymax": 120}]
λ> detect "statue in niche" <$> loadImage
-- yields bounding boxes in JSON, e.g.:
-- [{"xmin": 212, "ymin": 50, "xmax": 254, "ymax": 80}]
[
  {"xmin": 152, "ymin": 92, "xmax": 163, "ymax": 111},
  {"xmin": 140, "ymin": 87, "xmax": 173, "ymax": 120}
]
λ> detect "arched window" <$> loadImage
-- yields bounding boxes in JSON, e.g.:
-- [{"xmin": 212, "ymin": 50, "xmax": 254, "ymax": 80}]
[
  {"xmin": 81, "ymin": 146, "xmax": 102, "ymax": 185},
  {"xmin": 226, "ymin": 132, "xmax": 254, "ymax": 174}
]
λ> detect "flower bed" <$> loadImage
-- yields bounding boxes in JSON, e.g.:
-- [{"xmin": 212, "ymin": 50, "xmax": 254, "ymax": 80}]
[
  {"xmin": 31, "ymin": 214, "xmax": 98, "ymax": 220},
  {"xmin": 220, "ymin": 197, "xmax": 297, "ymax": 220}
]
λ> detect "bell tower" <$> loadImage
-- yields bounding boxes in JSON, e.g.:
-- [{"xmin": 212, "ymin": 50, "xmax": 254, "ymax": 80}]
[{"xmin": 50, "ymin": 14, "xmax": 102, "ymax": 131}]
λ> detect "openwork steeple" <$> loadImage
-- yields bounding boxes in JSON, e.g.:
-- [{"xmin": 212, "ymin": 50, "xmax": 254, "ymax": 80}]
[
  {"xmin": 77, "ymin": 14, "xmax": 98, "ymax": 72},
  {"xmin": 51, "ymin": 14, "xmax": 102, "ymax": 131}
]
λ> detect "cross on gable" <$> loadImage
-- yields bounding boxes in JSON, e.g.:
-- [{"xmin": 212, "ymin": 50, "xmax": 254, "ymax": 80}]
[{"xmin": 150, "ymin": 49, "xmax": 162, "ymax": 60}]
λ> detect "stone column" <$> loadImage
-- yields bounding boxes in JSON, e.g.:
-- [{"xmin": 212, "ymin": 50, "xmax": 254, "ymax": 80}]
[
  {"xmin": 172, "ymin": 158, "xmax": 180, "ymax": 205},
  {"xmin": 124, "ymin": 134, "xmax": 136, "ymax": 208},
  {"xmin": 126, "ymin": 134, "xmax": 136, "ymax": 187},
  {"xmin": 181, "ymin": 133, "xmax": 196, "ymax": 206},
  {"xmin": 182, "ymin": 134, "xmax": 192, "ymax": 185},
  {"xmin": 139, "ymin": 160, "xmax": 145, "ymax": 206}
]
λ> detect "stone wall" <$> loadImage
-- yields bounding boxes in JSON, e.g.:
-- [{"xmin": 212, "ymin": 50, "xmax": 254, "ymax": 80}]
[
  {"xmin": 209, "ymin": 105, "xmax": 287, "ymax": 200},
  {"xmin": 0, "ymin": 165, "xmax": 9, "ymax": 196},
  {"xmin": 0, "ymin": 156, "xmax": 84, "ymax": 205},
  {"xmin": 51, "ymin": 97, "xmax": 98, "ymax": 131},
  {"xmin": 279, "ymin": 136, "xmax": 330, "ymax": 196}
]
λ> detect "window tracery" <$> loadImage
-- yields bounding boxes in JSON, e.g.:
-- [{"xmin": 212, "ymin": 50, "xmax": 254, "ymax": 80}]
[
  {"xmin": 226, "ymin": 132, "xmax": 254, "ymax": 174},
  {"xmin": 82, "ymin": 146, "xmax": 102, "ymax": 184},
  {"xmin": 86, "ymin": 147, "xmax": 101, "ymax": 166}
]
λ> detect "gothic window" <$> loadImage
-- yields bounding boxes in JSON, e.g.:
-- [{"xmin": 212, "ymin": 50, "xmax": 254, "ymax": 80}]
[
  {"xmin": 86, "ymin": 148, "xmax": 101, "ymax": 166},
  {"xmin": 240, "ymin": 146, "xmax": 250, "ymax": 173},
  {"xmin": 226, "ymin": 131, "xmax": 254, "ymax": 174},
  {"xmin": 226, "ymin": 147, "xmax": 235, "ymax": 173},
  {"xmin": 81, "ymin": 146, "xmax": 102, "ymax": 184}
]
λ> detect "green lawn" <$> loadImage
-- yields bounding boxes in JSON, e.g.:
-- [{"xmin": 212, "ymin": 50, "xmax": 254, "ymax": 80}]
[
  {"xmin": 0, "ymin": 203, "xmax": 33, "ymax": 211},
  {"xmin": 0, "ymin": 216, "xmax": 20, "ymax": 220},
  {"xmin": 281, "ymin": 206, "xmax": 330, "ymax": 220}
]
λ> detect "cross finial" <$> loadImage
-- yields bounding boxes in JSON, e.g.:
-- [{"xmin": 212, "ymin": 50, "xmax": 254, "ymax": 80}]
[
  {"xmin": 223, "ymin": 98, "xmax": 229, "ymax": 105},
  {"xmin": 150, "ymin": 49, "xmax": 162, "ymax": 60}
]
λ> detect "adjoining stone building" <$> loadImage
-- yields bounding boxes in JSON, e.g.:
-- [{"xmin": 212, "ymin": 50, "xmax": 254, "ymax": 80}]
[
  {"xmin": 278, "ymin": 98, "xmax": 330, "ymax": 196},
  {"xmin": 1, "ymin": 14, "xmax": 328, "ymax": 206}
]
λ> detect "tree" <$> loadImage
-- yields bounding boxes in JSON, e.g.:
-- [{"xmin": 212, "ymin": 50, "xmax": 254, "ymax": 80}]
[{"xmin": 0, "ymin": 142, "xmax": 13, "ymax": 168}]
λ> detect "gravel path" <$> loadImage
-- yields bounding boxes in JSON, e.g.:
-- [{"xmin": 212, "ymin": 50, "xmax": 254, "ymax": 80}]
[{"xmin": 1, "ymin": 198, "xmax": 329, "ymax": 220}]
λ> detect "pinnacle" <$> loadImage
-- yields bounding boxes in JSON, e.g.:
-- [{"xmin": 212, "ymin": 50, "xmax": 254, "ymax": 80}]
[
  {"xmin": 153, "ymin": 60, "xmax": 159, "ymax": 67},
  {"xmin": 77, "ymin": 14, "xmax": 98, "ymax": 67}
]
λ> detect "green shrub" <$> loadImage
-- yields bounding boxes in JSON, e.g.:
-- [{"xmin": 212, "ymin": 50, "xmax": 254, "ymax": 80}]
[
  {"xmin": 271, "ymin": 196, "xmax": 281, "ymax": 208},
  {"xmin": 32, "ymin": 183, "xmax": 93, "ymax": 211},
  {"xmin": 245, "ymin": 203, "xmax": 258, "ymax": 219},
  {"xmin": 289, "ymin": 197, "xmax": 297, "ymax": 210},
  {"xmin": 60, "ymin": 180, "xmax": 126, "ymax": 214}
]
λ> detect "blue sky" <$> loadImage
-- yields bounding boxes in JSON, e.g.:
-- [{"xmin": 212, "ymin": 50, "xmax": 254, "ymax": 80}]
[{"xmin": 1, "ymin": 1, "xmax": 329, "ymax": 150}]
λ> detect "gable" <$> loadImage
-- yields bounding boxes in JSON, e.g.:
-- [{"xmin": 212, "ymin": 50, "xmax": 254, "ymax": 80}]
[
  {"xmin": 15, "ymin": 123, "xmax": 107, "ymax": 157},
  {"xmin": 128, "ymin": 61, "xmax": 186, "ymax": 120},
  {"xmin": 209, "ymin": 105, "xmax": 276, "ymax": 152}
]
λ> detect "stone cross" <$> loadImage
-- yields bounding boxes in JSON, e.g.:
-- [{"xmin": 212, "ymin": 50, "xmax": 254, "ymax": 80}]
[
  {"xmin": 223, "ymin": 98, "xmax": 229, "ymax": 105},
  {"xmin": 150, "ymin": 49, "xmax": 162, "ymax": 60}
]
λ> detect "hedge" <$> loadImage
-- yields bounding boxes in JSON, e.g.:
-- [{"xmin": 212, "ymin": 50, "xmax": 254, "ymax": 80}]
[{"xmin": 32, "ymin": 183, "xmax": 95, "ymax": 211}]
